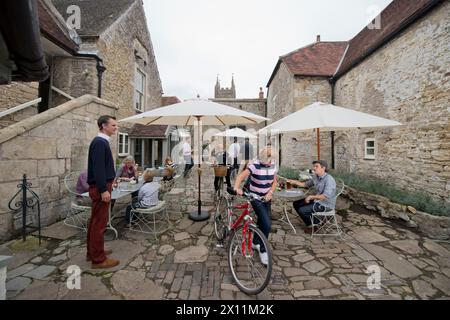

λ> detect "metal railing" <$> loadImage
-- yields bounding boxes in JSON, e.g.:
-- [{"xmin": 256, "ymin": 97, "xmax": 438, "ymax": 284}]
[
  {"xmin": 0, "ymin": 98, "xmax": 41, "ymax": 119},
  {"xmin": 8, "ymin": 174, "xmax": 41, "ymax": 244}
]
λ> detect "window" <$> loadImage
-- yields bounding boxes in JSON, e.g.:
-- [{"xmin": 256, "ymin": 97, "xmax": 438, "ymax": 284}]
[
  {"xmin": 134, "ymin": 68, "xmax": 146, "ymax": 111},
  {"xmin": 364, "ymin": 138, "xmax": 376, "ymax": 159},
  {"xmin": 118, "ymin": 132, "xmax": 129, "ymax": 156}
]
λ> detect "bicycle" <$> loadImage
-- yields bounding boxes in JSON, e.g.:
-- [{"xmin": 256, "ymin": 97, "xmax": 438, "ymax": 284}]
[
  {"xmin": 213, "ymin": 164, "xmax": 231, "ymax": 239},
  {"xmin": 214, "ymin": 186, "xmax": 273, "ymax": 295}
]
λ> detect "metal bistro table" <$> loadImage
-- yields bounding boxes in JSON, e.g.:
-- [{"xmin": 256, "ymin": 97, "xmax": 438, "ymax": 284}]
[
  {"xmin": 82, "ymin": 177, "xmax": 163, "ymax": 240},
  {"xmin": 273, "ymin": 189, "xmax": 306, "ymax": 234}
]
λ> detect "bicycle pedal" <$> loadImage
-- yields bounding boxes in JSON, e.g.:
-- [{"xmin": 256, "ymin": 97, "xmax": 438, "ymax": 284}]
[{"xmin": 216, "ymin": 242, "xmax": 224, "ymax": 248}]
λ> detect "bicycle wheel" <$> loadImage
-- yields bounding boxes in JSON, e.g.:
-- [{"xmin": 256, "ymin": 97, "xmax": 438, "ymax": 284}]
[
  {"xmin": 214, "ymin": 198, "xmax": 227, "ymax": 242},
  {"xmin": 227, "ymin": 224, "xmax": 272, "ymax": 295}
]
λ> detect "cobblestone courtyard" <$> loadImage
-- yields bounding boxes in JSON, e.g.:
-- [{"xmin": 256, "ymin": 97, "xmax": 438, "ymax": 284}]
[{"xmin": 2, "ymin": 205, "xmax": 450, "ymax": 300}]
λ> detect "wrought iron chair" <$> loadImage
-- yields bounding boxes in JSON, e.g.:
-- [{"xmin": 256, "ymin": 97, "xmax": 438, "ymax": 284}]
[
  {"xmin": 310, "ymin": 178, "xmax": 345, "ymax": 237},
  {"xmin": 63, "ymin": 171, "xmax": 91, "ymax": 231},
  {"xmin": 129, "ymin": 200, "xmax": 170, "ymax": 239}
]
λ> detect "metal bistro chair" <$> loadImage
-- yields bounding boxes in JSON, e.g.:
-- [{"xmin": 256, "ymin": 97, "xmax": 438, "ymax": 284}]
[
  {"xmin": 129, "ymin": 200, "xmax": 170, "ymax": 239},
  {"xmin": 63, "ymin": 171, "xmax": 91, "ymax": 231},
  {"xmin": 310, "ymin": 178, "xmax": 345, "ymax": 237}
]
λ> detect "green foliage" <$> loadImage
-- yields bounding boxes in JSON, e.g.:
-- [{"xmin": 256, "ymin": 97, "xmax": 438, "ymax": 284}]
[
  {"xmin": 330, "ymin": 170, "xmax": 450, "ymax": 217},
  {"xmin": 277, "ymin": 166, "xmax": 299, "ymax": 180}
]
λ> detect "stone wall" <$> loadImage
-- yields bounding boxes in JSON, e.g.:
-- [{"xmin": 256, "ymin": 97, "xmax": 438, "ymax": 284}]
[
  {"xmin": 53, "ymin": 57, "xmax": 97, "ymax": 96},
  {"xmin": 344, "ymin": 186, "xmax": 450, "ymax": 240},
  {"xmin": 96, "ymin": 0, "xmax": 162, "ymax": 131},
  {"xmin": 267, "ymin": 63, "xmax": 294, "ymax": 124},
  {"xmin": 267, "ymin": 65, "xmax": 333, "ymax": 169},
  {"xmin": 0, "ymin": 95, "xmax": 118, "ymax": 241},
  {"xmin": 334, "ymin": 0, "xmax": 450, "ymax": 203},
  {"xmin": 51, "ymin": 57, "xmax": 98, "ymax": 107},
  {"xmin": 0, "ymin": 82, "xmax": 39, "ymax": 129}
]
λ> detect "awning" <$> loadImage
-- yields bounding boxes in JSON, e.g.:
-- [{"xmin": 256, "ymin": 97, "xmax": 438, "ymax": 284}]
[{"xmin": 128, "ymin": 124, "xmax": 168, "ymax": 139}]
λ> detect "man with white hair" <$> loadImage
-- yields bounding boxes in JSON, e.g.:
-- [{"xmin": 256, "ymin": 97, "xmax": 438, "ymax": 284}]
[{"xmin": 234, "ymin": 146, "xmax": 278, "ymax": 266}]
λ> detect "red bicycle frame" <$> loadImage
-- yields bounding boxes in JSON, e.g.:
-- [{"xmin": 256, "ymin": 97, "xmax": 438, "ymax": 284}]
[{"xmin": 228, "ymin": 201, "xmax": 255, "ymax": 257}]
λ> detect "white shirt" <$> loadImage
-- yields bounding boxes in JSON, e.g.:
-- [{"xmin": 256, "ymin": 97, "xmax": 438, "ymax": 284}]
[
  {"xmin": 97, "ymin": 132, "xmax": 110, "ymax": 142},
  {"xmin": 183, "ymin": 142, "xmax": 191, "ymax": 156},
  {"xmin": 228, "ymin": 143, "xmax": 240, "ymax": 159},
  {"xmin": 138, "ymin": 181, "xmax": 160, "ymax": 207}
]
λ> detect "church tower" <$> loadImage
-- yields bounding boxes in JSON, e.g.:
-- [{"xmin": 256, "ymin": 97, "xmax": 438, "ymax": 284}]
[{"xmin": 214, "ymin": 75, "xmax": 236, "ymax": 99}]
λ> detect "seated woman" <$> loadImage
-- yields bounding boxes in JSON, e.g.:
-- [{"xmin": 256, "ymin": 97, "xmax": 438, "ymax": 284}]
[
  {"xmin": 164, "ymin": 156, "xmax": 177, "ymax": 169},
  {"xmin": 124, "ymin": 169, "xmax": 160, "ymax": 225},
  {"xmin": 116, "ymin": 155, "xmax": 138, "ymax": 182},
  {"xmin": 159, "ymin": 167, "xmax": 175, "ymax": 200},
  {"xmin": 163, "ymin": 166, "xmax": 175, "ymax": 181},
  {"xmin": 115, "ymin": 156, "xmax": 139, "ymax": 201}
]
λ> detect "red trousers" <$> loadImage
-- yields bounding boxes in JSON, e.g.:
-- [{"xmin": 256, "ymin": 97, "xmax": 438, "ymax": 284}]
[{"xmin": 87, "ymin": 183, "xmax": 112, "ymax": 264}]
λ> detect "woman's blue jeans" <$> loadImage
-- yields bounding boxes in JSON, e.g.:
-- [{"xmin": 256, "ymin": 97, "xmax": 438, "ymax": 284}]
[{"xmin": 250, "ymin": 199, "xmax": 271, "ymax": 253}]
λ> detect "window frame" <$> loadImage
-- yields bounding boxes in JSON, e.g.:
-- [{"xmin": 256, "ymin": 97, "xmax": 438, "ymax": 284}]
[
  {"xmin": 118, "ymin": 132, "xmax": 130, "ymax": 156},
  {"xmin": 364, "ymin": 138, "xmax": 376, "ymax": 160},
  {"xmin": 134, "ymin": 66, "xmax": 146, "ymax": 112}
]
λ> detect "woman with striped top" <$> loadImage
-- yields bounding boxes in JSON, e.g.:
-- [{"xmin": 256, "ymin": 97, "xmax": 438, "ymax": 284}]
[{"xmin": 233, "ymin": 146, "xmax": 278, "ymax": 266}]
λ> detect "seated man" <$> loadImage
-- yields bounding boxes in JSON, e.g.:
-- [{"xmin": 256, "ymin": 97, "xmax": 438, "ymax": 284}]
[
  {"xmin": 124, "ymin": 169, "xmax": 160, "ymax": 226},
  {"xmin": 287, "ymin": 160, "xmax": 336, "ymax": 234}
]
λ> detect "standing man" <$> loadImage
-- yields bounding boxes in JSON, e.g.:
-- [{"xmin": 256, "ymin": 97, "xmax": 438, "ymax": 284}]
[
  {"xmin": 241, "ymin": 137, "xmax": 254, "ymax": 171},
  {"xmin": 228, "ymin": 136, "xmax": 240, "ymax": 169},
  {"xmin": 287, "ymin": 160, "xmax": 336, "ymax": 234},
  {"xmin": 87, "ymin": 115, "xmax": 120, "ymax": 269},
  {"xmin": 182, "ymin": 137, "xmax": 193, "ymax": 177}
]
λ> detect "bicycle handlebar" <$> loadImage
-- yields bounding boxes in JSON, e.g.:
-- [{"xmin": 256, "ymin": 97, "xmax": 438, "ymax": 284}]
[{"xmin": 226, "ymin": 187, "xmax": 266, "ymax": 202}]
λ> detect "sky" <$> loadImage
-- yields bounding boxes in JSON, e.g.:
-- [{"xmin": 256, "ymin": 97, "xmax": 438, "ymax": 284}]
[{"xmin": 143, "ymin": 0, "xmax": 392, "ymax": 100}]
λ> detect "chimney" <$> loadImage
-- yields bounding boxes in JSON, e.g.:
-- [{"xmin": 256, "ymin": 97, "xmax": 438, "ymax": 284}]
[
  {"xmin": 316, "ymin": 35, "xmax": 321, "ymax": 42},
  {"xmin": 259, "ymin": 87, "xmax": 264, "ymax": 99}
]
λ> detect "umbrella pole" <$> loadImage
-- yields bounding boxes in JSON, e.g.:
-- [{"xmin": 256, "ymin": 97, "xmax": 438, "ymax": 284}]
[
  {"xmin": 189, "ymin": 116, "xmax": 210, "ymax": 221},
  {"xmin": 317, "ymin": 128, "xmax": 321, "ymax": 160}
]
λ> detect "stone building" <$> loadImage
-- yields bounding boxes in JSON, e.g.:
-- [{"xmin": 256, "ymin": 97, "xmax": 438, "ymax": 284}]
[
  {"xmin": 210, "ymin": 76, "xmax": 267, "ymax": 157},
  {"xmin": 266, "ymin": 39, "xmax": 347, "ymax": 167},
  {"xmin": 0, "ymin": 0, "xmax": 165, "ymax": 240},
  {"xmin": 266, "ymin": 0, "xmax": 449, "ymax": 203},
  {"xmin": 52, "ymin": 0, "xmax": 163, "ymax": 166}
]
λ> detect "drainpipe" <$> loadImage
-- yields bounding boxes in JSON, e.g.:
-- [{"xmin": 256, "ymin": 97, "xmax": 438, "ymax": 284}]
[
  {"xmin": 329, "ymin": 77, "xmax": 336, "ymax": 170},
  {"xmin": 75, "ymin": 53, "xmax": 105, "ymax": 98}
]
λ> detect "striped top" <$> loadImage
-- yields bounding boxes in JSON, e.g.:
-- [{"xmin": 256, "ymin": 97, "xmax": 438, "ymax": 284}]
[{"xmin": 247, "ymin": 160, "xmax": 277, "ymax": 196}]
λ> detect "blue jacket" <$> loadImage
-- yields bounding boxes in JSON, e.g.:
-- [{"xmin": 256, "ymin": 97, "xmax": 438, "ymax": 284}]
[{"xmin": 87, "ymin": 136, "xmax": 115, "ymax": 193}]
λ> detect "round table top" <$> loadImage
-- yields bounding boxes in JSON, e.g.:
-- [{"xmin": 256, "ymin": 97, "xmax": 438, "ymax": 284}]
[{"xmin": 274, "ymin": 189, "xmax": 305, "ymax": 199}]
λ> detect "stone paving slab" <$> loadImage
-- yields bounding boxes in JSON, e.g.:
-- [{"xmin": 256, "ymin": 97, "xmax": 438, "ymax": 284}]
[
  {"xmin": 4, "ymin": 207, "xmax": 450, "ymax": 300},
  {"xmin": 32, "ymin": 221, "xmax": 80, "ymax": 240}
]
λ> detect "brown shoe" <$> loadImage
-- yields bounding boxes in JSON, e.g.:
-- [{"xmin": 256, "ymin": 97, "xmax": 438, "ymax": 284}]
[
  {"xmin": 86, "ymin": 249, "xmax": 113, "ymax": 261},
  {"xmin": 91, "ymin": 258, "xmax": 120, "ymax": 269}
]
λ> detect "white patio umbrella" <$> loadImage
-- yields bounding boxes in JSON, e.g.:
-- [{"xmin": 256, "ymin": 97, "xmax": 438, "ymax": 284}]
[
  {"xmin": 259, "ymin": 101, "xmax": 402, "ymax": 160},
  {"xmin": 215, "ymin": 127, "xmax": 257, "ymax": 139},
  {"xmin": 120, "ymin": 99, "xmax": 269, "ymax": 221}
]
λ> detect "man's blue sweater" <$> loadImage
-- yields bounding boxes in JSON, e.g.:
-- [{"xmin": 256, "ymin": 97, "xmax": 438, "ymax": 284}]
[{"xmin": 87, "ymin": 136, "xmax": 116, "ymax": 193}]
